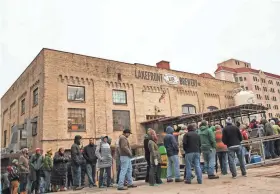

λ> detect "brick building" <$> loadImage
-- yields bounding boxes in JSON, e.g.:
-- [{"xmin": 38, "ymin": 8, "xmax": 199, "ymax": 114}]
[
  {"xmin": 215, "ymin": 59, "xmax": 280, "ymax": 119},
  {"xmin": 1, "ymin": 49, "xmax": 239, "ymax": 152}
]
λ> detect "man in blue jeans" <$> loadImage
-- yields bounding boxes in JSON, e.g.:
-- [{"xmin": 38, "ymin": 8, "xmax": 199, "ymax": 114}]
[
  {"xmin": 164, "ymin": 126, "xmax": 183, "ymax": 182},
  {"xmin": 83, "ymin": 138, "xmax": 97, "ymax": 187},
  {"xmin": 117, "ymin": 129, "xmax": 137, "ymax": 190},
  {"xmin": 71, "ymin": 135, "xmax": 84, "ymax": 190},
  {"xmin": 222, "ymin": 117, "xmax": 247, "ymax": 179},
  {"xmin": 183, "ymin": 124, "xmax": 202, "ymax": 184},
  {"xmin": 198, "ymin": 121, "xmax": 219, "ymax": 179}
]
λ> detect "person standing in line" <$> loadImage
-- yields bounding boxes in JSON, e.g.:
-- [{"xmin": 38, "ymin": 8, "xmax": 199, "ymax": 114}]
[
  {"xmin": 261, "ymin": 118, "xmax": 277, "ymax": 159},
  {"xmin": 80, "ymin": 149, "xmax": 87, "ymax": 187},
  {"xmin": 71, "ymin": 135, "xmax": 84, "ymax": 190},
  {"xmin": 117, "ymin": 129, "xmax": 137, "ymax": 191},
  {"xmin": 95, "ymin": 136, "xmax": 113, "ymax": 188},
  {"xmin": 7, "ymin": 159, "xmax": 20, "ymax": 194},
  {"xmin": 51, "ymin": 148, "xmax": 69, "ymax": 192},
  {"xmin": 164, "ymin": 126, "xmax": 183, "ymax": 183},
  {"xmin": 1, "ymin": 171, "xmax": 10, "ymax": 194},
  {"xmin": 222, "ymin": 117, "xmax": 247, "ymax": 179},
  {"xmin": 144, "ymin": 129, "xmax": 151, "ymax": 183},
  {"xmin": 43, "ymin": 148, "xmax": 53, "ymax": 193},
  {"xmin": 83, "ymin": 138, "xmax": 97, "ymax": 187},
  {"xmin": 198, "ymin": 121, "xmax": 219, "ymax": 179},
  {"xmin": 183, "ymin": 124, "xmax": 202, "ymax": 184},
  {"xmin": 30, "ymin": 148, "xmax": 44, "ymax": 194},
  {"xmin": 270, "ymin": 120, "xmax": 280, "ymax": 156},
  {"xmin": 148, "ymin": 129, "xmax": 163, "ymax": 186},
  {"xmin": 66, "ymin": 157, "xmax": 73, "ymax": 190},
  {"xmin": 18, "ymin": 148, "xmax": 29, "ymax": 194},
  {"xmin": 214, "ymin": 125, "xmax": 228, "ymax": 175}
]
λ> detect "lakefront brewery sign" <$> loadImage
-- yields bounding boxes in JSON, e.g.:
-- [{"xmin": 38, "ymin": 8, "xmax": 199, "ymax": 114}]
[{"xmin": 135, "ymin": 70, "xmax": 199, "ymax": 86}]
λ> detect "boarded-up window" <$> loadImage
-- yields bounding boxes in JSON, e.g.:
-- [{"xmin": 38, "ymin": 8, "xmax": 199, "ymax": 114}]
[
  {"xmin": 68, "ymin": 108, "xmax": 86, "ymax": 131},
  {"xmin": 113, "ymin": 110, "xmax": 130, "ymax": 131}
]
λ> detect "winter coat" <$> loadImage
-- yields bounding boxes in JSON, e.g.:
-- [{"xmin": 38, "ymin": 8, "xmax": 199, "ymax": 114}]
[
  {"xmin": 18, "ymin": 155, "xmax": 29, "ymax": 174},
  {"xmin": 144, "ymin": 135, "xmax": 150, "ymax": 162},
  {"xmin": 178, "ymin": 130, "xmax": 186, "ymax": 155},
  {"xmin": 71, "ymin": 141, "xmax": 83, "ymax": 166},
  {"xmin": 95, "ymin": 137, "xmax": 113, "ymax": 168},
  {"xmin": 43, "ymin": 154, "xmax": 53, "ymax": 171},
  {"xmin": 215, "ymin": 129, "xmax": 227, "ymax": 152},
  {"xmin": 261, "ymin": 119, "xmax": 274, "ymax": 136},
  {"xmin": 148, "ymin": 139, "xmax": 162, "ymax": 165},
  {"xmin": 119, "ymin": 134, "xmax": 132, "ymax": 157},
  {"xmin": 163, "ymin": 126, "xmax": 179, "ymax": 157},
  {"xmin": 83, "ymin": 144, "xmax": 97, "ymax": 164},
  {"xmin": 51, "ymin": 152, "xmax": 69, "ymax": 185},
  {"xmin": 257, "ymin": 124, "xmax": 265, "ymax": 137},
  {"xmin": 183, "ymin": 130, "xmax": 201, "ymax": 154},
  {"xmin": 222, "ymin": 124, "xmax": 242, "ymax": 147},
  {"xmin": 1, "ymin": 173, "xmax": 9, "ymax": 190},
  {"xmin": 30, "ymin": 154, "xmax": 44, "ymax": 171},
  {"xmin": 115, "ymin": 138, "xmax": 121, "ymax": 167},
  {"xmin": 198, "ymin": 126, "xmax": 216, "ymax": 152},
  {"xmin": 8, "ymin": 165, "xmax": 19, "ymax": 181},
  {"xmin": 273, "ymin": 125, "xmax": 280, "ymax": 135}
]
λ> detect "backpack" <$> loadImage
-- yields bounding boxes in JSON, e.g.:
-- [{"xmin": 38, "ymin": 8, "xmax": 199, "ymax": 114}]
[{"xmin": 7, "ymin": 166, "xmax": 19, "ymax": 181}]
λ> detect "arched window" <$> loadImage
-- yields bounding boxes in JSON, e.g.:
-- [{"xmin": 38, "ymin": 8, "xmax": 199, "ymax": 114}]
[
  {"xmin": 207, "ymin": 106, "xmax": 219, "ymax": 112},
  {"xmin": 182, "ymin": 104, "xmax": 196, "ymax": 115}
]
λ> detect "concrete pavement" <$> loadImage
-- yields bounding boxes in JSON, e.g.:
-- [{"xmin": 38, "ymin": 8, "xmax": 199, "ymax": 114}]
[{"xmin": 58, "ymin": 164, "xmax": 280, "ymax": 194}]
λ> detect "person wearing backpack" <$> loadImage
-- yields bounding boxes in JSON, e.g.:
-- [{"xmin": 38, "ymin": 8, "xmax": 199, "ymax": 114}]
[
  {"xmin": 198, "ymin": 120, "xmax": 219, "ymax": 179},
  {"xmin": 95, "ymin": 136, "xmax": 112, "ymax": 188},
  {"xmin": 8, "ymin": 160, "xmax": 20, "ymax": 194},
  {"xmin": 43, "ymin": 148, "xmax": 53, "ymax": 193},
  {"xmin": 83, "ymin": 138, "xmax": 97, "ymax": 187}
]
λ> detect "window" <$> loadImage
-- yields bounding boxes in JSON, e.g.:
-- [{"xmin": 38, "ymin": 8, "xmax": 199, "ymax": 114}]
[
  {"xmin": 265, "ymin": 95, "xmax": 270, "ymax": 100},
  {"xmin": 31, "ymin": 117, "xmax": 38, "ymax": 136},
  {"xmin": 274, "ymin": 105, "xmax": 279, "ymax": 110},
  {"xmin": 235, "ymin": 60, "xmax": 239, "ymax": 65},
  {"xmin": 268, "ymin": 80, "xmax": 273, "ymax": 85},
  {"xmin": 68, "ymin": 86, "xmax": 85, "ymax": 102},
  {"xmin": 254, "ymin": 85, "xmax": 260, "ymax": 91},
  {"xmin": 267, "ymin": 104, "xmax": 271, "ymax": 109},
  {"xmin": 33, "ymin": 88, "xmax": 38, "ymax": 106},
  {"xmin": 3, "ymin": 130, "xmax": 7, "ymax": 147},
  {"xmin": 207, "ymin": 106, "xmax": 219, "ymax": 112},
  {"xmin": 21, "ymin": 99, "xmax": 25, "ymax": 114},
  {"xmin": 117, "ymin": 73, "xmax": 122, "ymax": 81},
  {"xmin": 234, "ymin": 77, "xmax": 238, "ymax": 82},
  {"xmin": 268, "ymin": 113, "xmax": 273, "ymax": 118},
  {"xmin": 245, "ymin": 87, "xmax": 248, "ymax": 90},
  {"xmin": 272, "ymin": 96, "xmax": 277, "ymax": 101},
  {"xmin": 261, "ymin": 78, "xmax": 266, "ymax": 83},
  {"xmin": 241, "ymin": 86, "xmax": 244, "ymax": 90},
  {"xmin": 277, "ymin": 81, "xmax": 280, "ymax": 86},
  {"xmin": 239, "ymin": 77, "xmax": 243, "ymax": 81},
  {"xmin": 113, "ymin": 110, "xmax": 130, "ymax": 131},
  {"xmin": 253, "ymin": 76, "xmax": 258, "ymax": 82},
  {"xmin": 182, "ymin": 104, "xmax": 196, "ymax": 114},
  {"xmin": 244, "ymin": 77, "xmax": 247, "ymax": 81},
  {"xmin": 146, "ymin": 115, "xmax": 165, "ymax": 120},
  {"xmin": 256, "ymin": 94, "xmax": 262, "ymax": 99},
  {"xmin": 263, "ymin": 87, "xmax": 268, "ymax": 92},
  {"xmin": 270, "ymin": 88, "xmax": 275, "ymax": 93},
  {"xmin": 68, "ymin": 108, "xmax": 86, "ymax": 131},
  {"xmin": 112, "ymin": 90, "xmax": 127, "ymax": 104}
]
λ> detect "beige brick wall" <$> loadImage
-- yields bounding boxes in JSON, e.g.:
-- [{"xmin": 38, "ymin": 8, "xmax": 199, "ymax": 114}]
[
  {"xmin": 1, "ymin": 51, "xmax": 44, "ymax": 149},
  {"xmin": 2, "ymin": 48, "xmax": 239, "ymax": 152}
]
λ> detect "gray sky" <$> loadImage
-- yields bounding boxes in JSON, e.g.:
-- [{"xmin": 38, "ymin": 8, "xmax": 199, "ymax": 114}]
[{"xmin": 1, "ymin": 0, "xmax": 280, "ymax": 97}]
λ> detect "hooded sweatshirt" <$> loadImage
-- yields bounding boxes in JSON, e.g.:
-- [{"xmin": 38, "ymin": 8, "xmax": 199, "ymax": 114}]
[
  {"xmin": 148, "ymin": 130, "xmax": 162, "ymax": 165},
  {"xmin": 71, "ymin": 136, "xmax": 83, "ymax": 166},
  {"xmin": 163, "ymin": 126, "xmax": 179, "ymax": 157},
  {"xmin": 198, "ymin": 125, "xmax": 216, "ymax": 152}
]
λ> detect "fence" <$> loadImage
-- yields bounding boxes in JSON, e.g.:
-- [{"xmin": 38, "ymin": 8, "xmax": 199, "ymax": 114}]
[{"xmin": 241, "ymin": 134, "xmax": 280, "ymax": 167}]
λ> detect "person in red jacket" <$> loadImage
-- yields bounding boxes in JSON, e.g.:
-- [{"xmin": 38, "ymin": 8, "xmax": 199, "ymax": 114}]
[{"xmin": 240, "ymin": 125, "xmax": 250, "ymax": 164}]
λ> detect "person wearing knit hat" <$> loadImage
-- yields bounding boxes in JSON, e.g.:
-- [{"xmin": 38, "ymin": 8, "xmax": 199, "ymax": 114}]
[
  {"xmin": 222, "ymin": 117, "xmax": 246, "ymax": 178},
  {"xmin": 215, "ymin": 125, "xmax": 228, "ymax": 175},
  {"xmin": 30, "ymin": 148, "xmax": 44, "ymax": 194},
  {"xmin": 144, "ymin": 129, "xmax": 152, "ymax": 183},
  {"xmin": 71, "ymin": 135, "xmax": 84, "ymax": 190},
  {"xmin": 9, "ymin": 159, "xmax": 20, "ymax": 194},
  {"xmin": 18, "ymin": 148, "xmax": 29, "ymax": 194},
  {"xmin": 43, "ymin": 148, "xmax": 53, "ymax": 193}
]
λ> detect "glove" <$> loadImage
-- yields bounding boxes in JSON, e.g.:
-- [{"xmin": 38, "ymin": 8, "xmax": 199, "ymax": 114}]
[{"xmin": 154, "ymin": 159, "xmax": 158, "ymax": 166}]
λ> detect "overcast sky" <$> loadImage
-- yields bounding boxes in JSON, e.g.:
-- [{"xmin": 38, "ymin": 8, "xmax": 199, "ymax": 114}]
[{"xmin": 1, "ymin": 0, "xmax": 280, "ymax": 97}]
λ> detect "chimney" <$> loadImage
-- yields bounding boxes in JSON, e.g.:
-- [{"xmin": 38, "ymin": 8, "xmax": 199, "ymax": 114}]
[{"xmin": 156, "ymin": 60, "xmax": 170, "ymax": 70}]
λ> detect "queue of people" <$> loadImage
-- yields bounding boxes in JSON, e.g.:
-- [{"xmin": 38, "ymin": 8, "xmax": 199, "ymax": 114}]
[{"xmin": 2, "ymin": 129, "xmax": 138, "ymax": 193}]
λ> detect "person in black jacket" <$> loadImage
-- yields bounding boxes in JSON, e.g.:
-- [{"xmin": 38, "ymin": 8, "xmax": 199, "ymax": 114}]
[
  {"xmin": 144, "ymin": 132, "xmax": 151, "ymax": 183},
  {"xmin": 71, "ymin": 135, "xmax": 84, "ymax": 190},
  {"xmin": 83, "ymin": 138, "xmax": 97, "ymax": 187},
  {"xmin": 183, "ymin": 124, "xmax": 202, "ymax": 184},
  {"xmin": 222, "ymin": 117, "xmax": 246, "ymax": 179}
]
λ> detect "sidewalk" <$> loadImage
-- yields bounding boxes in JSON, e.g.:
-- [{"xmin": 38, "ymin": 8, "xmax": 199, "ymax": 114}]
[{"xmin": 59, "ymin": 164, "xmax": 280, "ymax": 194}]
